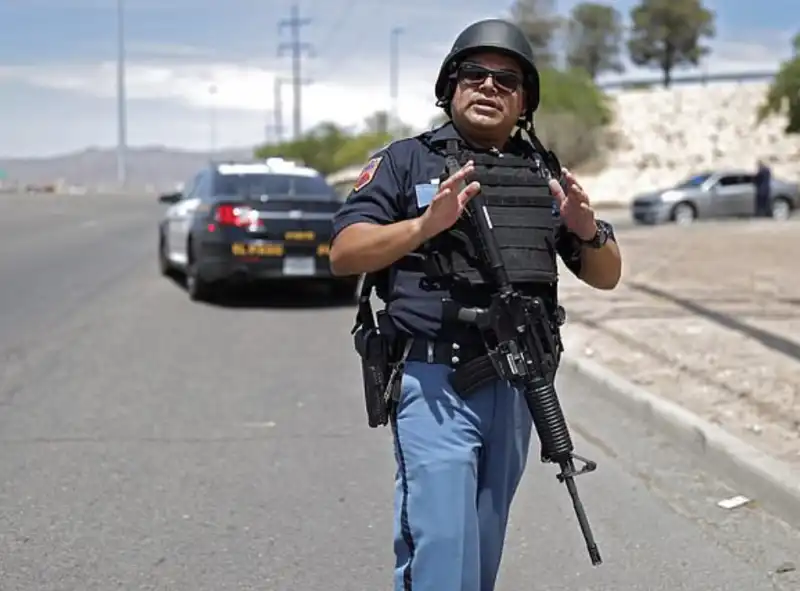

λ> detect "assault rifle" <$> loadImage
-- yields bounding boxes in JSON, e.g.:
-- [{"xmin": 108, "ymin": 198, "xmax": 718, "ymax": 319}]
[{"xmin": 442, "ymin": 154, "xmax": 603, "ymax": 566}]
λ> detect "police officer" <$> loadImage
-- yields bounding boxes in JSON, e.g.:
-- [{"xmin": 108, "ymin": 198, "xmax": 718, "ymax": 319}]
[{"xmin": 330, "ymin": 18, "xmax": 622, "ymax": 591}]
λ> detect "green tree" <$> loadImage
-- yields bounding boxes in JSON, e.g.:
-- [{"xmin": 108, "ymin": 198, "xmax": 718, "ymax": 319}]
[
  {"xmin": 566, "ymin": 2, "xmax": 625, "ymax": 80},
  {"xmin": 510, "ymin": 0, "xmax": 563, "ymax": 68},
  {"xmin": 253, "ymin": 112, "xmax": 400, "ymax": 175},
  {"xmin": 534, "ymin": 67, "xmax": 613, "ymax": 169},
  {"xmin": 364, "ymin": 111, "xmax": 389, "ymax": 134},
  {"xmin": 509, "ymin": 1, "xmax": 616, "ymax": 170},
  {"xmin": 757, "ymin": 33, "xmax": 800, "ymax": 134},
  {"xmin": 627, "ymin": 0, "xmax": 715, "ymax": 88},
  {"xmin": 363, "ymin": 110, "xmax": 413, "ymax": 138}
]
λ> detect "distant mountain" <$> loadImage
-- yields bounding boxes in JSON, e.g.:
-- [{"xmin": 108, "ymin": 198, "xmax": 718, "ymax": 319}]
[{"xmin": 0, "ymin": 145, "xmax": 256, "ymax": 192}]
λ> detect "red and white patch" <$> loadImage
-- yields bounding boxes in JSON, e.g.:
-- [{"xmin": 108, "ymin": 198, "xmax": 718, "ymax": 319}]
[{"xmin": 353, "ymin": 157, "xmax": 382, "ymax": 192}]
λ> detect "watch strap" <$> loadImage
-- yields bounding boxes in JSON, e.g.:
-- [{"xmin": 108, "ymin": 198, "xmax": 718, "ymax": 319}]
[{"xmin": 579, "ymin": 222, "xmax": 608, "ymax": 249}]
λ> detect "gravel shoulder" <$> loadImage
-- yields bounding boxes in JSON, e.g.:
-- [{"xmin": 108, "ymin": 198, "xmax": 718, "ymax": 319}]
[{"xmin": 560, "ymin": 217, "xmax": 800, "ymax": 467}]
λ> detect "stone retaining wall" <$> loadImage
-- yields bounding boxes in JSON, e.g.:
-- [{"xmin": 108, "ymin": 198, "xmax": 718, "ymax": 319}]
[{"xmin": 583, "ymin": 81, "xmax": 800, "ymax": 205}]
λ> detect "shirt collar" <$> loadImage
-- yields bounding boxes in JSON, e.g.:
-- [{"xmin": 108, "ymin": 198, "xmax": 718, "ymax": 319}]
[
  {"xmin": 428, "ymin": 120, "xmax": 517, "ymax": 153},
  {"xmin": 428, "ymin": 121, "xmax": 461, "ymax": 146}
]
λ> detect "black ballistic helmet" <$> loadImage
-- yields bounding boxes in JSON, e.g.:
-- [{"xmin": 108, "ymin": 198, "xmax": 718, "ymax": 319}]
[{"xmin": 435, "ymin": 19, "xmax": 540, "ymax": 119}]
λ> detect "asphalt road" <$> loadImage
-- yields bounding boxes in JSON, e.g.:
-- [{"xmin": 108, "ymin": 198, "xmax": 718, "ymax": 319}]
[{"xmin": 0, "ymin": 192, "xmax": 798, "ymax": 591}]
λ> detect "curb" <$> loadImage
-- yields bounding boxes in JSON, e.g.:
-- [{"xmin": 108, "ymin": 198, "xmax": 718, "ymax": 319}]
[{"xmin": 561, "ymin": 353, "xmax": 800, "ymax": 529}]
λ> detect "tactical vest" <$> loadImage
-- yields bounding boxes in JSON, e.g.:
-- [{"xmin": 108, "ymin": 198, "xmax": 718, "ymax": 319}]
[{"xmin": 422, "ymin": 138, "xmax": 558, "ymax": 288}]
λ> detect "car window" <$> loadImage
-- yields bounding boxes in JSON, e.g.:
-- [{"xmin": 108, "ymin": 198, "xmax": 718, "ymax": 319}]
[
  {"xmin": 194, "ymin": 171, "xmax": 212, "ymax": 200},
  {"xmin": 180, "ymin": 174, "xmax": 200, "ymax": 199},
  {"xmin": 718, "ymin": 175, "xmax": 748, "ymax": 187},
  {"xmin": 674, "ymin": 173, "xmax": 712, "ymax": 189},
  {"xmin": 213, "ymin": 172, "xmax": 337, "ymax": 200}
]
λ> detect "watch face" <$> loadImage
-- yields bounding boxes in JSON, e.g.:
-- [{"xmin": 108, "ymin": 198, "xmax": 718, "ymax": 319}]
[{"xmin": 590, "ymin": 225, "xmax": 607, "ymax": 247}]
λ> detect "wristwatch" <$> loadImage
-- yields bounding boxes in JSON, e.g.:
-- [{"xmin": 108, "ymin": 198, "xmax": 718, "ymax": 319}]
[{"xmin": 578, "ymin": 222, "xmax": 609, "ymax": 249}]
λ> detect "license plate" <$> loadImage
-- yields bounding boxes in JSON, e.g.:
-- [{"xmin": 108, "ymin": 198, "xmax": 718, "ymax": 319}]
[
  {"xmin": 285, "ymin": 230, "xmax": 315, "ymax": 241},
  {"xmin": 282, "ymin": 256, "xmax": 316, "ymax": 276},
  {"xmin": 231, "ymin": 242, "xmax": 283, "ymax": 256}
]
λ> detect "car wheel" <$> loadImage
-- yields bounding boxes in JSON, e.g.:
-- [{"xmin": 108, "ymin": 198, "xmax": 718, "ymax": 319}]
[
  {"xmin": 185, "ymin": 241, "xmax": 214, "ymax": 302},
  {"xmin": 672, "ymin": 202, "xmax": 696, "ymax": 226},
  {"xmin": 158, "ymin": 231, "xmax": 172, "ymax": 276},
  {"xmin": 771, "ymin": 197, "xmax": 791, "ymax": 221},
  {"xmin": 186, "ymin": 263, "xmax": 215, "ymax": 302}
]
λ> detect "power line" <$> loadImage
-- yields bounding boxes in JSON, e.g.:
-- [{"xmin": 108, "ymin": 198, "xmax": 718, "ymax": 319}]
[{"xmin": 277, "ymin": 4, "xmax": 314, "ymax": 140}]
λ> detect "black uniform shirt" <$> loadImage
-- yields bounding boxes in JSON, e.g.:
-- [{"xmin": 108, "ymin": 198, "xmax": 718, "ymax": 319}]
[{"xmin": 332, "ymin": 122, "xmax": 614, "ymax": 340}]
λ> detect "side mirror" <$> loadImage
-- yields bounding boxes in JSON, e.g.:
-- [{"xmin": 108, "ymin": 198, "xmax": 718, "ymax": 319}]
[{"xmin": 158, "ymin": 191, "xmax": 181, "ymax": 204}]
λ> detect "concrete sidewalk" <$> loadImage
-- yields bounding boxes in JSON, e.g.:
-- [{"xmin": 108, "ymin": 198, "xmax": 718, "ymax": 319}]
[{"xmin": 558, "ymin": 216, "xmax": 800, "ymax": 528}]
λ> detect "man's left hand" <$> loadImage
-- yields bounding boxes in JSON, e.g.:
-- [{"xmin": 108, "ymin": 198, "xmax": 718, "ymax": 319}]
[{"xmin": 549, "ymin": 167, "xmax": 597, "ymax": 241}]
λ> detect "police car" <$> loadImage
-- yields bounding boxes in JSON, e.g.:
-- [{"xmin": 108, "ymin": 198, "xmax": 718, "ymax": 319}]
[{"xmin": 157, "ymin": 158, "xmax": 360, "ymax": 301}]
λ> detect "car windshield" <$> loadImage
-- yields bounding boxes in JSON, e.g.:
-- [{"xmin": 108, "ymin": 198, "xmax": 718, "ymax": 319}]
[
  {"xmin": 673, "ymin": 173, "xmax": 712, "ymax": 189},
  {"xmin": 214, "ymin": 172, "xmax": 337, "ymax": 200}
]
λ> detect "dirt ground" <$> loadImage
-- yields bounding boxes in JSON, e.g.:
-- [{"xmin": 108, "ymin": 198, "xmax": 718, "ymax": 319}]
[{"xmin": 559, "ymin": 216, "xmax": 800, "ymax": 467}]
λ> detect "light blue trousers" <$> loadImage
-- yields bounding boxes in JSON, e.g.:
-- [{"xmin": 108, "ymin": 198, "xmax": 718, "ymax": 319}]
[{"xmin": 391, "ymin": 360, "xmax": 533, "ymax": 591}]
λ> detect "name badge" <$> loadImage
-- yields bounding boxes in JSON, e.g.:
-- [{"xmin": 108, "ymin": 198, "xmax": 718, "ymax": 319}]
[{"xmin": 414, "ymin": 183, "xmax": 437, "ymax": 209}]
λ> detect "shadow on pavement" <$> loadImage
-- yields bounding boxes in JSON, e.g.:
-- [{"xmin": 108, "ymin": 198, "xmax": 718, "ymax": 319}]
[
  {"xmin": 627, "ymin": 281, "xmax": 800, "ymax": 363},
  {"xmin": 167, "ymin": 276, "xmax": 358, "ymax": 310}
]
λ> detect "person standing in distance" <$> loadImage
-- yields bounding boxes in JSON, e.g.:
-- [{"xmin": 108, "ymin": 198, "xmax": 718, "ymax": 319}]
[
  {"xmin": 754, "ymin": 159, "xmax": 772, "ymax": 217},
  {"xmin": 330, "ymin": 18, "xmax": 622, "ymax": 591}
]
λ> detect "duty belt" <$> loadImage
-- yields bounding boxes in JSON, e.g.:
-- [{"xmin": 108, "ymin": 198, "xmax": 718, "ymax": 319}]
[{"xmin": 404, "ymin": 338, "xmax": 501, "ymax": 397}]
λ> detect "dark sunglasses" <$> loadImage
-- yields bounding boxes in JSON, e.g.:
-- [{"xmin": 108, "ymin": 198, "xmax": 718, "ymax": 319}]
[{"xmin": 456, "ymin": 62, "xmax": 522, "ymax": 93}]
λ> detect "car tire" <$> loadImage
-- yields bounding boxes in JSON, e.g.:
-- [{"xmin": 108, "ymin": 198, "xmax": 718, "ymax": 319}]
[
  {"xmin": 186, "ymin": 262, "xmax": 215, "ymax": 302},
  {"xmin": 185, "ymin": 240, "xmax": 215, "ymax": 302},
  {"xmin": 672, "ymin": 202, "xmax": 696, "ymax": 226},
  {"xmin": 771, "ymin": 197, "xmax": 792, "ymax": 221},
  {"xmin": 158, "ymin": 231, "xmax": 172, "ymax": 276}
]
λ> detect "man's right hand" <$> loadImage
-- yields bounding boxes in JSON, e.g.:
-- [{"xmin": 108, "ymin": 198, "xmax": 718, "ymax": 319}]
[{"xmin": 418, "ymin": 161, "xmax": 481, "ymax": 240}]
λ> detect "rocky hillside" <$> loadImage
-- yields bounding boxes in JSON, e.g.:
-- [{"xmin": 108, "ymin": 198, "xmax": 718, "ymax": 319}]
[{"xmin": 581, "ymin": 80, "xmax": 800, "ymax": 204}]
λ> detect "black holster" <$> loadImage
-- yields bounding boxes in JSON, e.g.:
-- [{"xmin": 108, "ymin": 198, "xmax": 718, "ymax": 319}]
[{"xmin": 352, "ymin": 274, "xmax": 410, "ymax": 428}]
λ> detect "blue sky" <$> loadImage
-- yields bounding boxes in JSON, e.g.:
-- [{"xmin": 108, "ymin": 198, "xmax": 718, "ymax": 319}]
[{"xmin": 0, "ymin": 0, "xmax": 796, "ymax": 157}]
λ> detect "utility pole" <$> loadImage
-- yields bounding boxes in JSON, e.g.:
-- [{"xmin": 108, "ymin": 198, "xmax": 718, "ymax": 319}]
[
  {"xmin": 273, "ymin": 77, "xmax": 286, "ymax": 143},
  {"xmin": 278, "ymin": 4, "xmax": 314, "ymax": 140},
  {"xmin": 115, "ymin": 0, "xmax": 128, "ymax": 188},
  {"xmin": 389, "ymin": 27, "xmax": 403, "ymax": 132}
]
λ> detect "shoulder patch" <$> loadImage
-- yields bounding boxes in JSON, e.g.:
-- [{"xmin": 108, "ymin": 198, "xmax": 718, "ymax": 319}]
[{"xmin": 353, "ymin": 156, "xmax": 382, "ymax": 192}]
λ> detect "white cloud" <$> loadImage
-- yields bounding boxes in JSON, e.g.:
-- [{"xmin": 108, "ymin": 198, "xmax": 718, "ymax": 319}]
[
  {"xmin": 128, "ymin": 42, "xmax": 220, "ymax": 59},
  {"xmin": 0, "ymin": 53, "xmax": 444, "ymax": 141},
  {"xmin": 0, "ymin": 27, "xmax": 794, "ymax": 156}
]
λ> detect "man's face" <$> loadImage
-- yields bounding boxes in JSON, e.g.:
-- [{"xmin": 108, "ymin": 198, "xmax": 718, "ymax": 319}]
[{"xmin": 450, "ymin": 51, "xmax": 525, "ymax": 132}]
